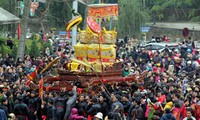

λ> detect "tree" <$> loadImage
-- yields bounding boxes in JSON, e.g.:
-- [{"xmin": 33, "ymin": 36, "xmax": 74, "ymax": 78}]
[
  {"xmin": 117, "ymin": 0, "xmax": 149, "ymax": 37},
  {"xmin": 29, "ymin": 39, "xmax": 40, "ymax": 58},
  {"xmin": 16, "ymin": 0, "xmax": 31, "ymax": 60},
  {"xmin": 148, "ymin": 0, "xmax": 200, "ymax": 21}
]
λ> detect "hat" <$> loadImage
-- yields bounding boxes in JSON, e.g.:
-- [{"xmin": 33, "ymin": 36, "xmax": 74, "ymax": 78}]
[
  {"xmin": 141, "ymin": 89, "xmax": 147, "ymax": 94},
  {"xmin": 187, "ymin": 61, "xmax": 192, "ymax": 64},
  {"xmin": 94, "ymin": 112, "xmax": 103, "ymax": 119}
]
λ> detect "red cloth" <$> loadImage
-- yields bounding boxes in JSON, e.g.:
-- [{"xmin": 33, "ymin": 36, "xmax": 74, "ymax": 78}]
[
  {"xmin": 180, "ymin": 105, "xmax": 187, "ymax": 119},
  {"xmin": 26, "ymin": 67, "xmax": 39, "ymax": 86},
  {"xmin": 193, "ymin": 104, "xmax": 200, "ymax": 120},
  {"xmin": 158, "ymin": 95, "xmax": 166, "ymax": 104},
  {"xmin": 18, "ymin": 22, "xmax": 21, "ymax": 39},
  {"xmin": 88, "ymin": 115, "xmax": 93, "ymax": 120}
]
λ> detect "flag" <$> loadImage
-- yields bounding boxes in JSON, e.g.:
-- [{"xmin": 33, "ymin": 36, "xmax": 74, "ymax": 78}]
[
  {"xmin": 26, "ymin": 67, "xmax": 39, "ymax": 86},
  {"xmin": 18, "ymin": 22, "xmax": 21, "ymax": 39},
  {"xmin": 39, "ymin": 79, "xmax": 43, "ymax": 98}
]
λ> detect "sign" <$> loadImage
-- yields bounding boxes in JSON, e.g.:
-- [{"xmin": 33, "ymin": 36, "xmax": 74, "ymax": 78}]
[
  {"xmin": 182, "ymin": 27, "xmax": 189, "ymax": 38},
  {"xmin": 140, "ymin": 26, "xmax": 150, "ymax": 33}
]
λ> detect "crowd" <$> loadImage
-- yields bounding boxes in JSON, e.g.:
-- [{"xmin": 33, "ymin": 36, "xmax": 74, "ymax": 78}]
[{"xmin": 0, "ymin": 33, "xmax": 200, "ymax": 120}]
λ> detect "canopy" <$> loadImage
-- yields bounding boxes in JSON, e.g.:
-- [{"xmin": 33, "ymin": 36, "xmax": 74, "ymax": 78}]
[
  {"xmin": 88, "ymin": 4, "xmax": 118, "ymax": 22},
  {"xmin": 0, "ymin": 7, "xmax": 20, "ymax": 24}
]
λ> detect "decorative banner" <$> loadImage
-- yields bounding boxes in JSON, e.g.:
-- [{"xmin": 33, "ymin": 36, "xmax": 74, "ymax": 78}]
[
  {"xmin": 88, "ymin": 4, "xmax": 118, "ymax": 21},
  {"xmin": 18, "ymin": 22, "xmax": 21, "ymax": 39},
  {"xmin": 30, "ymin": 0, "xmax": 39, "ymax": 17},
  {"xmin": 39, "ymin": 79, "xmax": 43, "ymax": 98}
]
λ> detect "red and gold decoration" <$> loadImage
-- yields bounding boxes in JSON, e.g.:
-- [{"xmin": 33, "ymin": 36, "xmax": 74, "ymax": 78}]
[
  {"xmin": 39, "ymin": 79, "xmax": 43, "ymax": 98},
  {"xmin": 65, "ymin": 15, "xmax": 82, "ymax": 38},
  {"xmin": 88, "ymin": 4, "xmax": 118, "ymax": 22},
  {"xmin": 26, "ymin": 67, "xmax": 39, "ymax": 86}
]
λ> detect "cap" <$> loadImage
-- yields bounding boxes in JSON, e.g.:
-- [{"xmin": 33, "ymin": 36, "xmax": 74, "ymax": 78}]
[{"xmin": 94, "ymin": 112, "xmax": 103, "ymax": 119}]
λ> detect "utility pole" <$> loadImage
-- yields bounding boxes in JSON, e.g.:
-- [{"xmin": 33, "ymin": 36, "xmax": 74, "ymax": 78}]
[{"xmin": 71, "ymin": 0, "xmax": 78, "ymax": 50}]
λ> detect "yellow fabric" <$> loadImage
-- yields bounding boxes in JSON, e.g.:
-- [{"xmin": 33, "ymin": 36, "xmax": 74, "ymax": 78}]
[
  {"xmin": 164, "ymin": 102, "xmax": 173, "ymax": 110},
  {"xmin": 68, "ymin": 62, "xmax": 79, "ymax": 71}
]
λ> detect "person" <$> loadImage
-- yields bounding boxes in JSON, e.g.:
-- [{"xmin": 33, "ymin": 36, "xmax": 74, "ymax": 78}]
[
  {"xmin": 124, "ymin": 34, "xmax": 129, "ymax": 44},
  {"xmin": 65, "ymin": 86, "xmax": 77, "ymax": 120},
  {"xmin": 14, "ymin": 96, "xmax": 28, "ymax": 120},
  {"xmin": 94, "ymin": 112, "xmax": 103, "ymax": 120},
  {"xmin": 0, "ymin": 97, "xmax": 9, "ymax": 118},
  {"xmin": 46, "ymin": 98, "xmax": 56, "ymax": 120},
  {"xmin": 160, "ymin": 108, "xmax": 176, "ymax": 120},
  {"xmin": 183, "ymin": 108, "xmax": 196, "ymax": 120},
  {"xmin": 86, "ymin": 97, "xmax": 101, "ymax": 119},
  {"xmin": 0, "ymin": 109, "xmax": 7, "ymax": 120},
  {"xmin": 27, "ymin": 91, "xmax": 39, "ymax": 120},
  {"xmin": 70, "ymin": 108, "xmax": 85, "ymax": 120},
  {"xmin": 131, "ymin": 98, "xmax": 144, "ymax": 120},
  {"xmin": 54, "ymin": 91, "xmax": 67, "ymax": 120}
]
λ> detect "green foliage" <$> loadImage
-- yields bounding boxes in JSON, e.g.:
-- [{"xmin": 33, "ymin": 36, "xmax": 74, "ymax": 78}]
[
  {"xmin": 40, "ymin": 40, "xmax": 53, "ymax": 55},
  {"xmin": 29, "ymin": 40, "xmax": 40, "ymax": 58},
  {"xmin": 117, "ymin": 0, "xmax": 149, "ymax": 37},
  {"xmin": 11, "ymin": 45, "xmax": 18, "ymax": 58},
  {"xmin": 148, "ymin": 0, "xmax": 200, "ymax": 21},
  {"xmin": 0, "ymin": 45, "xmax": 11, "ymax": 57}
]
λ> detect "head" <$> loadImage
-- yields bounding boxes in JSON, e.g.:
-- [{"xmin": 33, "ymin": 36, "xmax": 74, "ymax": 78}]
[
  {"xmin": 186, "ymin": 108, "xmax": 193, "ymax": 118},
  {"xmin": 1, "ymin": 97, "xmax": 8, "ymax": 105}
]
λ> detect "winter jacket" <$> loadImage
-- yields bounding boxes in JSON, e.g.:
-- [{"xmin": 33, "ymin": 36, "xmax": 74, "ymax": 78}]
[
  {"xmin": 160, "ymin": 113, "xmax": 176, "ymax": 120},
  {"xmin": 70, "ymin": 108, "xmax": 84, "ymax": 120}
]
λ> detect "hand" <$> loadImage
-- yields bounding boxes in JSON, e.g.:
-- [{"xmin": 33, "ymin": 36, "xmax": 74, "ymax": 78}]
[
  {"xmin": 73, "ymin": 86, "xmax": 77, "ymax": 90},
  {"xmin": 101, "ymin": 86, "xmax": 105, "ymax": 91},
  {"xmin": 34, "ymin": 111, "xmax": 37, "ymax": 115}
]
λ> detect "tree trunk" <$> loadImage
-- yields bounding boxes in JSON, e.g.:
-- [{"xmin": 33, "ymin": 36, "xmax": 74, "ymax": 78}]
[{"xmin": 16, "ymin": 0, "xmax": 31, "ymax": 60}]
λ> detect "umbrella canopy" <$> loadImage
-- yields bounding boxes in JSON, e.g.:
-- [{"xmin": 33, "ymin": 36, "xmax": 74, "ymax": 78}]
[{"xmin": 0, "ymin": 7, "xmax": 20, "ymax": 24}]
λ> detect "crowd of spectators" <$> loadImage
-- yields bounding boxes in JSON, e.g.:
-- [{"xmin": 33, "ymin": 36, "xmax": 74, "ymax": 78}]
[{"xmin": 0, "ymin": 34, "xmax": 200, "ymax": 120}]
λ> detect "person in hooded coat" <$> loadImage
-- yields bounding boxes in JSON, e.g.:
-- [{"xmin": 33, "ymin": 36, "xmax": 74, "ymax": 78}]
[{"xmin": 70, "ymin": 108, "xmax": 85, "ymax": 120}]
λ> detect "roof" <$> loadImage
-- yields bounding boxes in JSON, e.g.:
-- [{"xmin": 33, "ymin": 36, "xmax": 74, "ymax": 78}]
[{"xmin": 0, "ymin": 7, "xmax": 20, "ymax": 24}]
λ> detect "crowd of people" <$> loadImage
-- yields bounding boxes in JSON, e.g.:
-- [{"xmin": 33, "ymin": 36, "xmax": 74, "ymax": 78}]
[{"xmin": 0, "ymin": 33, "xmax": 200, "ymax": 120}]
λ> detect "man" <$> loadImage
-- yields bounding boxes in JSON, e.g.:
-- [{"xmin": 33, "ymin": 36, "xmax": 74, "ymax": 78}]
[
  {"xmin": 55, "ymin": 92, "xmax": 67, "ymax": 120},
  {"xmin": 28, "ymin": 91, "xmax": 39, "ymax": 120},
  {"xmin": 131, "ymin": 98, "xmax": 144, "ymax": 120},
  {"xmin": 46, "ymin": 98, "xmax": 56, "ymax": 120},
  {"xmin": 14, "ymin": 96, "xmax": 28, "ymax": 120},
  {"xmin": 183, "ymin": 108, "xmax": 196, "ymax": 120},
  {"xmin": 86, "ymin": 97, "xmax": 101, "ymax": 118},
  {"xmin": 160, "ymin": 108, "xmax": 176, "ymax": 120},
  {"xmin": 65, "ymin": 86, "xmax": 77, "ymax": 120},
  {"xmin": 0, "ymin": 97, "xmax": 9, "ymax": 118}
]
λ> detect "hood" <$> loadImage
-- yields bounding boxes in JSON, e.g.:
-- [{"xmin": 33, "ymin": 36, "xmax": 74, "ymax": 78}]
[{"xmin": 71, "ymin": 108, "xmax": 78, "ymax": 115}]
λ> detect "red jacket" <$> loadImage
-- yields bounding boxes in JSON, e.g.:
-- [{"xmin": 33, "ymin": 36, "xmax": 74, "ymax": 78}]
[{"xmin": 180, "ymin": 105, "xmax": 187, "ymax": 120}]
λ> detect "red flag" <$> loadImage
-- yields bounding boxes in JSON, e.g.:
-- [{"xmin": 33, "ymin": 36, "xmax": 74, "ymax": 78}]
[
  {"xmin": 39, "ymin": 79, "xmax": 43, "ymax": 98},
  {"xmin": 26, "ymin": 67, "xmax": 39, "ymax": 86},
  {"xmin": 18, "ymin": 22, "xmax": 21, "ymax": 39}
]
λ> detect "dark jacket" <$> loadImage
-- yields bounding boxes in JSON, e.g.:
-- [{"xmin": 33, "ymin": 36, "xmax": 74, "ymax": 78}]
[
  {"xmin": 86, "ymin": 103, "xmax": 101, "ymax": 116},
  {"xmin": 46, "ymin": 105, "xmax": 56, "ymax": 120},
  {"xmin": 14, "ymin": 102, "xmax": 28, "ymax": 120},
  {"xmin": 0, "ymin": 104, "xmax": 9, "ymax": 118},
  {"xmin": 160, "ymin": 113, "xmax": 176, "ymax": 120},
  {"xmin": 0, "ymin": 109, "xmax": 7, "ymax": 120},
  {"xmin": 131, "ymin": 105, "xmax": 144, "ymax": 120},
  {"xmin": 65, "ymin": 89, "xmax": 77, "ymax": 120}
]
